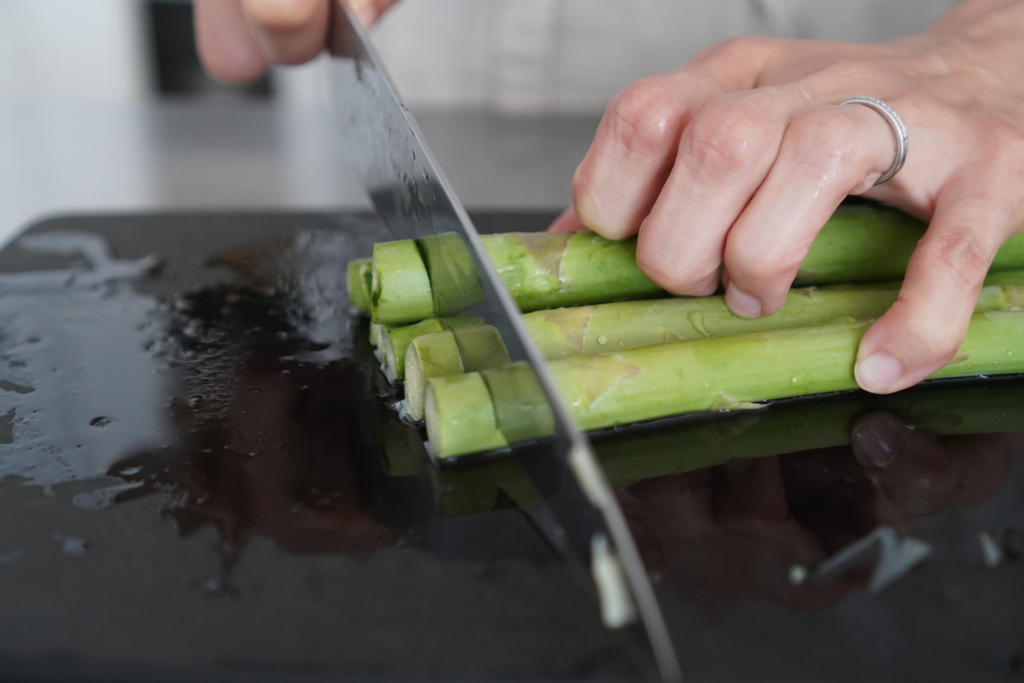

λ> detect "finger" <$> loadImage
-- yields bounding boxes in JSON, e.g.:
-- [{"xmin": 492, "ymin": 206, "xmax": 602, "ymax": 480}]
[
  {"xmin": 571, "ymin": 72, "xmax": 725, "ymax": 242},
  {"xmin": 944, "ymin": 434, "xmax": 1013, "ymax": 506},
  {"xmin": 850, "ymin": 411, "xmax": 957, "ymax": 517},
  {"xmin": 241, "ymin": 0, "xmax": 330, "ymax": 66},
  {"xmin": 855, "ymin": 164, "xmax": 1024, "ymax": 394},
  {"xmin": 572, "ymin": 37, "xmax": 794, "ymax": 242},
  {"xmin": 195, "ymin": 0, "xmax": 268, "ymax": 82},
  {"xmin": 348, "ymin": 0, "xmax": 402, "ymax": 26},
  {"xmin": 720, "ymin": 103, "xmax": 901, "ymax": 317},
  {"xmin": 547, "ymin": 206, "xmax": 588, "ymax": 233}
]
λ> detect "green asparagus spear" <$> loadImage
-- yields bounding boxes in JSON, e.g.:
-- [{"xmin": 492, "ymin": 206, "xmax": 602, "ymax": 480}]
[
  {"xmin": 426, "ymin": 310, "xmax": 1024, "ymax": 458},
  {"xmin": 363, "ymin": 205, "xmax": 1024, "ymax": 324}
]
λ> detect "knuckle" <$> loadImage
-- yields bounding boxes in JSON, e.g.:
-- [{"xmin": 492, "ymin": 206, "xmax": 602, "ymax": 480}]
[
  {"xmin": 683, "ymin": 100, "xmax": 774, "ymax": 180},
  {"xmin": 928, "ymin": 229, "xmax": 992, "ymax": 289},
  {"xmin": 820, "ymin": 59, "xmax": 877, "ymax": 86},
  {"xmin": 989, "ymin": 127, "xmax": 1024, "ymax": 174},
  {"xmin": 703, "ymin": 36, "xmax": 774, "ymax": 63},
  {"xmin": 636, "ymin": 242, "xmax": 718, "ymax": 294},
  {"xmin": 605, "ymin": 80, "xmax": 684, "ymax": 157},
  {"xmin": 785, "ymin": 109, "xmax": 860, "ymax": 171},
  {"xmin": 725, "ymin": 238, "xmax": 800, "ymax": 288}
]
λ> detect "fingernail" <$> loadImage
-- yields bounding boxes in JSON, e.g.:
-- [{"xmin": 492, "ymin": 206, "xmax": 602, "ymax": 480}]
[
  {"xmin": 850, "ymin": 420, "xmax": 899, "ymax": 468},
  {"xmin": 725, "ymin": 284, "xmax": 761, "ymax": 319},
  {"xmin": 855, "ymin": 352, "xmax": 904, "ymax": 393},
  {"xmin": 349, "ymin": 1, "xmax": 379, "ymax": 26}
]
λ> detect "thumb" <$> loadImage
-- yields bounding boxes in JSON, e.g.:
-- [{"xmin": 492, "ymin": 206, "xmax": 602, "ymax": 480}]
[{"xmin": 855, "ymin": 167, "xmax": 1023, "ymax": 394}]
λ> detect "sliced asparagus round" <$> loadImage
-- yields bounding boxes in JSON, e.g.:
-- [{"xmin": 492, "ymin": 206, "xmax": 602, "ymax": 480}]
[
  {"xmin": 371, "ymin": 240, "xmax": 434, "ymax": 324},
  {"xmin": 404, "ymin": 325, "xmax": 511, "ymax": 421},
  {"xmin": 347, "ymin": 258, "xmax": 373, "ymax": 315},
  {"xmin": 425, "ymin": 372, "xmax": 509, "ymax": 457},
  {"xmin": 380, "ymin": 316, "xmax": 485, "ymax": 381}
]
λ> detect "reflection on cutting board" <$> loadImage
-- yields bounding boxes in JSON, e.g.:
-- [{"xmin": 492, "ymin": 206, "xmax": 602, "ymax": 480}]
[
  {"xmin": 0, "ymin": 213, "xmax": 654, "ymax": 682},
  {"xmin": 1, "ymin": 212, "xmax": 1022, "ymax": 682}
]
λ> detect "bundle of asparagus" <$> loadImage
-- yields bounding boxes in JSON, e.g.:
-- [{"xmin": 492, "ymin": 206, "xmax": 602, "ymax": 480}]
[{"xmin": 348, "ymin": 204, "xmax": 1024, "ymax": 460}]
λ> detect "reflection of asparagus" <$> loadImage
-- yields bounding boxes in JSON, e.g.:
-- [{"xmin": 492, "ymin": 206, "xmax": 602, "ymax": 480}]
[
  {"xmin": 596, "ymin": 378, "xmax": 1024, "ymax": 486},
  {"xmin": 364, "ymin": 206, "xmax": 1024, "ymax": 323},
  {"xmin": 430, "ymin": 378, "xmax": 1024, "ymax": 516},
  {"xmin": 426, "ymin": 311, "xmax": 1024, "ymax": 458}
]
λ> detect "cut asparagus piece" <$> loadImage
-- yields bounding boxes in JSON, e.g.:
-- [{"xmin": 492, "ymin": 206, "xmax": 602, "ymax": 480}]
[
  {"xmin": 418, "ymin": 232, "xmax": 484, "ymax": 315},
  {"xmin": 371, "ymin": 240, "xmax": 434, "ymax": 324},
  {"xmin": 380, "ymin": 316, "xmax": 485, "ymax": 381},
  {"xmin": 347, "ymin": 258, "xmax": 373, "ymax": 315},
  {"xmin": 404, "ymin": 325, "xmax": 511, "ymax": 421},
  {"xmin": 425, "ymin": 372, "xmax": 509, "ymax": 457},
  {"xmin": 426, "ymin": 310, "xmax": 1024, "ymax": 457},
  {"xmin": 481, "ymin": 361, "xmax": 555, "ymax": 444}
]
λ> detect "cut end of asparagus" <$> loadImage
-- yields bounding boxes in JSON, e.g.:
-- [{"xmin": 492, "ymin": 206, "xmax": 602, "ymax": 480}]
[
  {"xmin": 405, "ymin": 325, "xmax": 510, "ymax": 422},
  {"xmin": 381, "ymin": 316, "xmax": 487, "ymax": 381},
  {"xmin": 406, "ymin": 331, "xmax": 464, "ymax": 422},
  {"xmin": 369, "ymin": 322, "xmax": 387, "ymax": 349},
  {"xmin": 347, "ymin": 258, "xmax": 374, "ymax": 315}
]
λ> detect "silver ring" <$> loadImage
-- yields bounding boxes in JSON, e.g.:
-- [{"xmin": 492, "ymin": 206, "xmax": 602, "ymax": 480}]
[{"xmin": 839, "ymin": 96, "xmax": 908, "ymax": 185}]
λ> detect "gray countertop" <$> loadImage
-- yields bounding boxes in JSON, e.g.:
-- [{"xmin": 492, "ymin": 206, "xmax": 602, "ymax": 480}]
[{"xmin": 0, "ymin": 98, "xmax": 600, "ymax": 247}]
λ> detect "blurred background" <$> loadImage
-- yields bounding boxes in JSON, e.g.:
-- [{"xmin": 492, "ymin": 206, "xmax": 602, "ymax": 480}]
[{"xmin": 0, "ymin": 0, "xmax": 957, "ymax": 246}]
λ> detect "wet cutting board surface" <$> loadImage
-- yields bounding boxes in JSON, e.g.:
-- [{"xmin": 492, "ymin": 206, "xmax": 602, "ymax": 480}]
[{"xmin": 1, "ymin": 211, "xmax": 1023, "ymax": 682}]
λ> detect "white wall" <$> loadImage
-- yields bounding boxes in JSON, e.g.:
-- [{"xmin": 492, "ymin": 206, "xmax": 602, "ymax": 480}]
[
  {"xmin": 0, "ymin": 0, "xmax": 149, "ymax": 103},
  {"xmin": 0, "ymin": 0, "xmax": 959, "ymax": 112},
  {"xmin": 362, "ymin": 0, "xmax": 960, "ymax": 113}
]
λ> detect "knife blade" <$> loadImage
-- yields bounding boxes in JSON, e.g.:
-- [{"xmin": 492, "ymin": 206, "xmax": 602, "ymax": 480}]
[{"xmin": 325, "ymin": 4, "xmax": 681, "ymax": 680}]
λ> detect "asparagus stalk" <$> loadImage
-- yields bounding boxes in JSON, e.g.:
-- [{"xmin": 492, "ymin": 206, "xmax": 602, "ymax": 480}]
[
  {"xmin": 426, "ymin": 310, "xmax": 1024, "ymax": 458},
  {"xmin": 524, "ymin": 287, "xmax": 900, "ymax": 360},
  {"xmin": 347, "ymin": 258, "xmax": 373, "ymax": 315},
  {"xmin": 404, "ymin": 325, "xmax": 511, "ymax": 421},
  {"xmin": 482, "ymin": 230, "xmax": 665, "ymax": 310},
  {"xmin": 384, "ymin": 284, "xmax": 1024, "ymax": 380},
  {"xmin": 362, "ymin": 206, "xmax": 1024, "ymax": 322}
]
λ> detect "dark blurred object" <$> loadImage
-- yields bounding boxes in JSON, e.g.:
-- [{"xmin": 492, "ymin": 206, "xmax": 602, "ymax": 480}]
[{"xmin": 147, "ymin": 0, "xmax": 271, "ymax": 98}]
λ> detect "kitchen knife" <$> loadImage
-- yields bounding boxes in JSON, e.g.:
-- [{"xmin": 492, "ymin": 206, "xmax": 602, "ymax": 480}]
[{"xmin": 325, "ymin": 4, "xmax": 681, "ymax": 680}]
